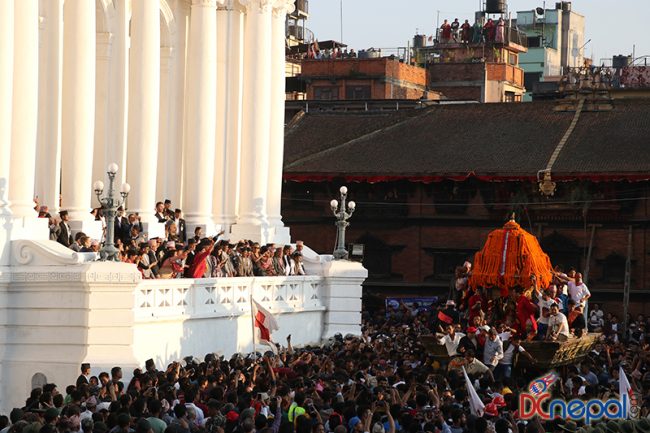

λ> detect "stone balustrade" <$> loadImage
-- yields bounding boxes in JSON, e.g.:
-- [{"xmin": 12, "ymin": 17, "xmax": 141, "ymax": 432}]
[
  {"xmin": 135, "ymin": 275, "xmax": 324, "ymax": 321},
  {"xmin": 132, "ymin": 275, "xmax": 327, "ymax": 365}
]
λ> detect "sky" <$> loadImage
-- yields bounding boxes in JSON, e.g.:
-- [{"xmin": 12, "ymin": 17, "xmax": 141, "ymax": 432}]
[{"xmin": 307, "ymin": 0, "xmax": 650, "ymax": 64}]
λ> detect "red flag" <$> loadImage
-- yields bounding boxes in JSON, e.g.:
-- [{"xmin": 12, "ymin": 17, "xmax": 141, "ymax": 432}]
[
  {"xmin": 437, "ymin": 310, "xmax": 453, "ymax": 324},
  {"xmin": 252, "ymin": 299, "xmax": 279, "ymax": 344}
]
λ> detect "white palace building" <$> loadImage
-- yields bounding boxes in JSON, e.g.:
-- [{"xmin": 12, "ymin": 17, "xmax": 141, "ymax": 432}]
[{"xmin": 0, "ymin": 0, "xmax": 365, "ymax": 412}]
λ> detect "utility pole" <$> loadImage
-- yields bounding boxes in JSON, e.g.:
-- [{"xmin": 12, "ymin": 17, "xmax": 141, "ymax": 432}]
[
  {"xmin": 340, "ymin": 0, "xmax": 343, "ymax": 43},
  {"xmin": 623, "ymin": 226, "xmax": 633, "ymax": 336}
]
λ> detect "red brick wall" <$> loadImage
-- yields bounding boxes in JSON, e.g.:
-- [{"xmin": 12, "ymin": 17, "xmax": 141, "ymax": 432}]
[
  {"xmin": 429, "ymin": 63, "xmax": 485, "ymax": 82},
  {"xmin": 302, "ymin": 58, "xmax": 427, "ymax": 100},
  {"xmin": 429, "ymin": 86, "xmax": 483, "ymax": 101}
]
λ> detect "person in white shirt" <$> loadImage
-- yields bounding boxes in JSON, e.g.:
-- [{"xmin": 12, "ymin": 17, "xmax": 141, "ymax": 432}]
[
  {"xmin": 292, "ymin": 252, "xmax": 306, "ymax": 275},
  {"xmin": 437, "ymin": 323, "xmax": 465, "ymax": 356},
  {"xmin": 495, "ymin": 334, "xmax": 531, "ymax": 381},
  {"xmin": 589, "ymin": 303, "xmax": 604, "ymax": 331},
  {"xmin": 483, "ymin": 328, "xmax": 504, "ymax": 369},
  {"xmin": 547, "ymin": 302, "xmax": 570, "ymax": 341},
  {"xmin": 537, "ymin": 287, "xmax": 557, "ymax": 337},
  {"xmin": 568, "ymin": 273, "xmax": 590, "ymax": 319}
]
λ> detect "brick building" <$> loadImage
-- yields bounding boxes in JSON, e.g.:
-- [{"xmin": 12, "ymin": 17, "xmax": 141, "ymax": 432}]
[
  {"xmin": 281, "ymin": 99, "xmax": 650, "ymax": 314},
  {"xmin": 298, "ymin": 57, "xmax": 437, "ymax": 101},
  {"xmin": 420, "ymin": 26, "xmax": 528, "ymax": 102}
]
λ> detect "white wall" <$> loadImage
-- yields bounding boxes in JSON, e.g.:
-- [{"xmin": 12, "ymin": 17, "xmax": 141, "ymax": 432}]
[{"xmin": 133, "ymin": 310, "xmax": 324, "ymax": 367}]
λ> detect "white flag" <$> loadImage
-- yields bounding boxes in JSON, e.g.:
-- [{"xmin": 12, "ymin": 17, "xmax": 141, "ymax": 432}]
[
  {"xmin": 463, "ymin": 366, "xmax": 485, "ymax": 417},
  {"xmin": 619, "ymin": 365, "xmax": 637, "ymax": 419},
  {"xmin": 252, "ymin": 299, "xmax": 279, "ymax": 345}
]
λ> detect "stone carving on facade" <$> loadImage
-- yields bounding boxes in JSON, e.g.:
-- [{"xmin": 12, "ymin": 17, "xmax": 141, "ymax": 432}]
[
  {"xmin": 237, "ymin": 0, "xmax": 274, "ymax": 13},
  {"xmin": 11, "ymin": 240, "xmax": 96, "ymax": 266},
  {"xmin": 191, "ymin": 0, "xmax": 219, "ymax": 7},
  {"xmin": 272, "ymin": 0, "xmax": 295, "ymax": 17}
]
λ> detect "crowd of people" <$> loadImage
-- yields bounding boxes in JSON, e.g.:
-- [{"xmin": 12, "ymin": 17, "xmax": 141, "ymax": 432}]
[
  {"xmin": 450, "ymin": 263, "xmax": 595, "ymax": 343},
  {"xmin": 3, "ymin": 284, "xmax": 650, "ymax": 433},
  {"xmin": 42, "ymin": 200, "xmax": 307, "ymax": 279},
  {"xmin": 438, "ymin": 18, "xmax": 507, "ymax": 45}
]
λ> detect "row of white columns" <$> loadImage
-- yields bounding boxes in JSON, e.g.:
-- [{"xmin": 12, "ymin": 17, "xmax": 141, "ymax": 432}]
[{"xmin": 0, "ymin": 0, "xmax": 294, "ymax": 247}]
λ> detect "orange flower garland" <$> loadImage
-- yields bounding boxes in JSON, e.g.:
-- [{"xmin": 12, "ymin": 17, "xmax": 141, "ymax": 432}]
[{"xmin": 469, "ymin": 219, "xmax": 553, "ymax": 296}]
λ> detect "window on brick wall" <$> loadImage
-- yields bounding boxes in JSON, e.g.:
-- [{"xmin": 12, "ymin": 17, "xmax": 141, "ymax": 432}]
[
  {"xmin": 356, "ymin": 233, "xmax": 404, "ymax": 281},
  {"xmin": 601, "ymin": 252, "xmax": 626, "ymax": 284},
  {"xmin": 345, "ymin": 85, "xmax": 371, "ymax": 100},
  {"xmin": 313, "ymin": 86, "xmax": 339, "ymax": 100},
  {"xmin": 424, "ymin": 248, "xmax": 474, "ymax": 282}
]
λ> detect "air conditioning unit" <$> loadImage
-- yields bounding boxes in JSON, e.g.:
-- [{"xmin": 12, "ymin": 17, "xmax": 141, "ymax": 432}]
[{"xmin": 535, "ymin": 7, "xmax": 545, "ymax": 22}]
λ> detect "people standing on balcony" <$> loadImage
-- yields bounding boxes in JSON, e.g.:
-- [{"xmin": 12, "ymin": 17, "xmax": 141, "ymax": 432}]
[
  {"xmin": 115, "ymin": 206, "xmax": 130, "ymax": 244},
  {"xmin": 472, "ymin": 19, "xmax": 483, "ymax": 43},
  {"xmin": 451, "ymin": 18, "xmax": 460, "ymax": 42},
  {"xmin": 138, "ymin": 243, "xmax": 156, "ymax": 279},
  {"xmin": 495, "ymin": 18, "xmax": 506, "ymax": 44},
  {"xmin": 154, "ymin": 201, "xmax": 167, "ymax": 223},
  {"xmin": 282, "ymin": 245, "xmax": 293, "ymax": 275},
  {"xmin": 461, "ymin": 19, "xmax": 472, "ymax": 44},
  {"xmin": 483, "ymin": 19, "xmax": 496, "ymax": 43},
  {"xmin": 188, "ymin": 239, "xmax": 215, "ymax": 279},
  {"xmin": 56, "ymin": 210, "xmax": 73, "ymax": 248},
  {"xmin": 258, "ymin": 246, "xmax": 275, "ymax": 276},
  {"xmin": 173, "ymin": 209, "xmax": 187, "ymax": 243},
  {"xmin": 238, "ymin": 248, "xmax": 254, "ymax": 277},
  {"xmin": 205, "ymin": 245, "xmax": 221, "ymax": 278},
  {"xmin": 440, "ymin": 19, "xmax": 452, "ymax": 43},
  {"xmin": 292, "ymin": 252, "xmax": 306, "ymax": 275},
  {"xmin": 272, "ymin": 247, "xmax": 285, "ymax": 276},
  {"xmin": 220, "ymin": 242, "xmax": 236, "ymax": 277},
  {"xmin": 163, "ymin": 199, "xmax": 174, "ymax": 219},
  {"xmin": 182, "ymin": 239, "xmax": 196, "ymax": 276}
]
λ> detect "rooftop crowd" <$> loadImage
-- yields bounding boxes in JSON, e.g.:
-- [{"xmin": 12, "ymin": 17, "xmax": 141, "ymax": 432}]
[
  {"xmin": 437, "ymin": 18, "xmax": 508, "ymax": 45},
  {"xmin": 40, "ymin": 200, "xmax": 307, "ymax": 279},
  {"xmin": 3, "ymin": 257, "xmax": 650, "ymax": 433}
]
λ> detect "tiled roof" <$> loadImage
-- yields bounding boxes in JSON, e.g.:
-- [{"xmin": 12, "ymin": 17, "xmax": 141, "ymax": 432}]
[{"xmin": 284, "ymin": 100, "xmax": 650, "ymax": 181}]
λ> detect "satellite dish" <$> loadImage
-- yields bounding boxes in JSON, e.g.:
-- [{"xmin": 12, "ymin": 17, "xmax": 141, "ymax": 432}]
[{"xmin": 535, "ymin": 7, "xmax": 545, "ymax": 15}]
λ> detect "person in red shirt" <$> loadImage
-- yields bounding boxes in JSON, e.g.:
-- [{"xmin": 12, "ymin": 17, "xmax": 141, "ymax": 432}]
[
  {"xmin": 188, "ymin": 239, "xmax": 215, "ymax": 279},
  {"xmin": 515, "ymin": 286, "xmax": 538, "ymax": 339},
  {"xmin": 467, "ymin": 287, "xmax": 486, "ymax": 324}
]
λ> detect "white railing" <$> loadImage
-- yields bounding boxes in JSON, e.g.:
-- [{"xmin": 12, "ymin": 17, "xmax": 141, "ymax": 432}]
[{"xmin": 135, "ymin": 275, "xmax": 324, "ymax": 321}]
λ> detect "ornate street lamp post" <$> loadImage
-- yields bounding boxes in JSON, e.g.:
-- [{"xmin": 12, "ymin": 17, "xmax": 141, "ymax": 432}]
[
  {"xmin": 330, "ymin": 186, "xmax": 356, "ymax": 260},
  {"xmin": 93, "ymin": 163, "xmax": 130, "ymax": 261}
]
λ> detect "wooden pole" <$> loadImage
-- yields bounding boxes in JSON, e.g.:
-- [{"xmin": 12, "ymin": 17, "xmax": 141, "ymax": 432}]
[
  {"xmin": 583, "ymin": 225, "xmax": 596, "ymax": 285},
  {"xmin": 623, "ymin": 226, "xmax": 632, "ymax": 336}
]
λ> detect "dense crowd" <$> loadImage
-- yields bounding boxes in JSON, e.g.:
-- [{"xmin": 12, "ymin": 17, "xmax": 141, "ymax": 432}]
[
  {"xmin": 4, "ymin": 274, "xmax": 650, "ymax": 433},
  {"xmin": 43, "ymin": 200, "xmax": 307, "ymax": 279}
]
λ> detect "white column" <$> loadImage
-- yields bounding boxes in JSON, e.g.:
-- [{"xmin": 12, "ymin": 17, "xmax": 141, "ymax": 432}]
[
  {"xmin": 0, "ymin": 0, "xmax": 14, "ymax": 264},
  {"xmin": 265, "ymin": 0, "xmax": 293, "ymax": 244},
  {"xmin": 108, "ymin": 0, "xmax": 129, "ymax": 187},
  {"xmin": 156, "ymin": 46, "xmax": 175, "ymax": 205},
  {"xmin": 231, "ymin": 0, "xmax": 273, "ymax": 242},
  {"xmin": 0, "ymin": 0, "xmax": 13, "ymax": 209},
  {"xmin": 214, "ymin": 1, "xmax": 245, "ymax": 230},
  {"xmin": 35, "ymin": 0, "xmax": 63, "ymax": 214},
  {"xmin": 92, "ymin": 32, "xmax": 114, "ymax": 207},
  {"xmin": 60, "ymin": 0, "xmax": 96, "ymax": 223},
  {"xmin": 9, "ymin": 0, "xmax": 47, "ymax": 239},
  {"xmin": 182, "ymin": 0, "xmax": 218, "ymax": 234},
  {"xmin": 166, "ymin": 1, "xmax": 191, "ymax": 211},
  {"xmin": 126, "ymin": 0, "xmax": 160, "ymax": 225}
]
